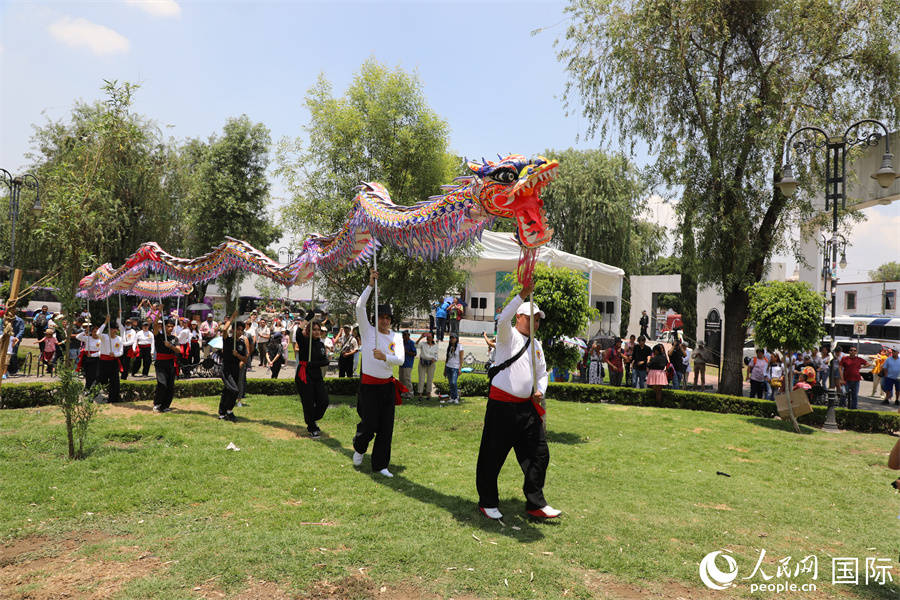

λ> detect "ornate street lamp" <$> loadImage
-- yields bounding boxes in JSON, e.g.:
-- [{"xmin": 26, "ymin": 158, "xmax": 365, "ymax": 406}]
[
  {"xmin": 0, "ymin": 169, "xmax": 41, "ymax": 274},
  {"xmin": 776, "ymin": 119, "xmax": 897, "ymax": 430}
]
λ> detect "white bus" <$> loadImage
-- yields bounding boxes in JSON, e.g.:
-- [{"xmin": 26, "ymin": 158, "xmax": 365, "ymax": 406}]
[{"xmin": 824, "ymin": 315, "xmax": 900, "ymax": 347}]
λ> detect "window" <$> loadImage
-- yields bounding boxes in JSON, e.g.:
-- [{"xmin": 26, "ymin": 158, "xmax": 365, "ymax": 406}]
[
  {"xmin": 885, "ymin": 290, "xmax": 897, "ymax": 312},
  {"xmin": 845, "ymin": 291, "xmax": 857, "ymax": 311}
]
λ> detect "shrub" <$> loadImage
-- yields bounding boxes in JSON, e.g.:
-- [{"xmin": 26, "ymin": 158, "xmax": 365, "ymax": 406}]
[{"xmin": 5, "ymin": 374, "xmax": 898, "ymax": 435}]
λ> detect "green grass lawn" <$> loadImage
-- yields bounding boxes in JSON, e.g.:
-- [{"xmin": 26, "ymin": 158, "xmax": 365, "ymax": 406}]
[{"xmin": 2, "ymin": 393, "xmax": 899, "ymax": 599}]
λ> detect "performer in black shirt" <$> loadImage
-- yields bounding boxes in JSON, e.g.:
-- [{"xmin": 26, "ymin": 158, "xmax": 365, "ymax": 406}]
[
  {"xmin": 295, "ymin": 319, "xmax": 330, "ymax": 437},
  {"xmin": 153, "ymin": 318, "xmax": 181, "ymax": 412},
  {"xmin": 218, "ymin": 311, "xmax": 247, "ymax": 422}
]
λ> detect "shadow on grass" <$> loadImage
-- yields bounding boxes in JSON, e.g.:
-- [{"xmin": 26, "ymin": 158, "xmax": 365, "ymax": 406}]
[
  {"xmin": 745, "ymin": 417, "xmax": 817, "ymax": 435},
  {"xmin": 546, "ymin": 430, "xmax": 588, "ymax": 445},
  {"xmin": 316, "ymin": 436, "xmax": 550, "ymax": 542}
]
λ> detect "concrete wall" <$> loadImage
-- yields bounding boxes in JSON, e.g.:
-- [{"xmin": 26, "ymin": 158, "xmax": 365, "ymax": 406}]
[{"xmin": 834, "ymin": 280, "xmax": 900, "ymax": 316}]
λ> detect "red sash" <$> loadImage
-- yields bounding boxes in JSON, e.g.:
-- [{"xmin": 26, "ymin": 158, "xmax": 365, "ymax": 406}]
[
  {"xmin": 361, "ymin": 374, "xmax": 408, "ymax": 405},
  {"xmin": 127, "ymin": 347, "xmax": 139, "ymax": 358},
  {"xmin": 75, "ymin": 348, "xmax": 85, "ymax": 371},
  {"xmin": 155, "ymin": 352, "xmax": 179, "ymax": 376},
  {"xmin": 100, "ymin": 354, "xmax": 124, "ymax": 373},
  {"xmin": 489, "ymin": 385, "xmax": 546, "ymax": 417},
  {"xmin": 180, "ymin": 344, "xmax": 190, "ymax": 359},
  {"xmin": 296, "ymin": 361, "xmax": 308, "ymax": 384}
]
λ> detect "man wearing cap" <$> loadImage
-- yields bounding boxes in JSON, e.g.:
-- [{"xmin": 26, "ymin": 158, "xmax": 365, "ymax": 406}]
[
  {"xmin": 352, "ymin": 270, "xmax": 406, "ymax": 477},
  {"xmin": 476, "ymin": 281, "xmax": 560, "ymax": 520}
]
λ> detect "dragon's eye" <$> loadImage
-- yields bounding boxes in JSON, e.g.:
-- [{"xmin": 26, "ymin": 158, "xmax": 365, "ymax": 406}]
[{"xmin": 491, "ymin": 169, "xmax": 517, "ymax": 184}]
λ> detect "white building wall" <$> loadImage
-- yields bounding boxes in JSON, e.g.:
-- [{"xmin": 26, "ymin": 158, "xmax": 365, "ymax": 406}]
[{"xmin": 834, "ymin": 280, "xmax": 900, "ymax": 316}]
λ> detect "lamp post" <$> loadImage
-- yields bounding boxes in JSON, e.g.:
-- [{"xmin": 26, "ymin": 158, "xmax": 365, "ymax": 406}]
[
  {"xmin": 776, "ymin": 119, "xmax": 897, "ymax": 431},
  {"xmin": 0, "ymin": 169, "xmax": 41, "ymax": 274}
]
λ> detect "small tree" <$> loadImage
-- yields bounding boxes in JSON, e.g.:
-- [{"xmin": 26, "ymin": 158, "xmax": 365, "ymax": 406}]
[
  {"xmin": 870, "ymin": 262, "xmax": 900, "ymax": 283},
  {"xmin": 746, "ymin": 281, "xmax": 824, "ymax": 432},
  {"xmin": 506, "ymin": 265, "xmax": 597, "ymax": 374}
]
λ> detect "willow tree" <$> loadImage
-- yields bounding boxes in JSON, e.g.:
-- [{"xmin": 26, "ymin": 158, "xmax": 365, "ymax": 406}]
[{"xmin": 557, "ymin": 0, "xmax": 900, "ymax": 394}]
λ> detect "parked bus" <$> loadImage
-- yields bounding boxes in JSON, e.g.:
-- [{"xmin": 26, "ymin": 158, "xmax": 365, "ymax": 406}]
[{"xmin": 824, "ymin": 315, "xmax": 900, "ymax": 347}]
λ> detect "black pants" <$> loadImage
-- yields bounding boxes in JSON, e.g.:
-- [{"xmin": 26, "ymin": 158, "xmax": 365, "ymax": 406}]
[
  {"xmin": 353, "ymin": 382, "xmax": 395, "ymax": 471},
  {"xmin": 98, "ymin": 358, "xmax": 121, "ymax": 402},
  {"xmin": 238, "ymin": 365, "xmax": 247, "ymax": 398},
  {"xmin": 749, "ymin": 379, "xmax": 766, "ymax": 399},
  {"xmin": 297, "ymin": 375, "xmax": 329, "ymax": 433},
  {"xmin": 435, "ymin": 318, "xmax": 446, "ymax": 341},
  {"xmin": 7, "ymin": 344, "xmax": 20, "ymax": 374},
  {"xmin": 82, "ymin": 356, "xmax": 100, "ymax": 391},
  {"xmin": 270, "ymin": 360, "xmax": 282, "ymax": 379},
  {"xmin": 190, "ymin": 342, "xmax": 200, "ymax": 365},
  {"xmin": 120, "ymin": 355, "xmax": 132, "ymax": 380},
  {"xmin": 219, "ymin": 368, "xmax": 240, "ymax": 415},
  {"xmin": 154, "ymin": 360, "xmax": 176, "ymax": 409},
  {"xmin": 133, "ymin": 346, "xmax": 152, "ymax": 376},
  {"xmin": 338, "ymin": 355, "xmax": 354, "ymax": 378},
  {"xmin": 609, "ymin": 369, "xmax": 623, "ymax": 386},
  {"xmin": 476, "ymin": 399, "xmax": 549, "ymax": 511},
  {"xmin": 624, "ymin": 362, "xmax": 631, "ymax": 386}
]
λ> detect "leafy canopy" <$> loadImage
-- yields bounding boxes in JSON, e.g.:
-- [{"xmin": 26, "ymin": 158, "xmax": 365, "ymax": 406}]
[
  {"xmin": 870, "ymin": 261, "xmax": 900, "ymax": 282},
  {"xmin": 276, "ymin": 59, "xmax": 471, "ymax": 323},
  {"xmin": 746, "ymin": 281, "xmax": 824, "ymax": 354}
]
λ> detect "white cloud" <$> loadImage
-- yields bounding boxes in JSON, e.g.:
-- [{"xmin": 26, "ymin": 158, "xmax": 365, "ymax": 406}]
[
  {"xmin": 125, "ymin": 0, "xmax": 182, "ymax": 18},
  {"xmin": 48, "ymin": 17, "xmax": 130, "ymax": 56}
]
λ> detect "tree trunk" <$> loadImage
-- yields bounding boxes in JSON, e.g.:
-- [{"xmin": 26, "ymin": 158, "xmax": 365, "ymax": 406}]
[
  {"xmin": 66, "ymin": 412, "xmax": 75, "ymax": 459},
  {"xmin": 719, "ymin": 286, "xmax": 750, "ymax": 396},
  {"xmin": 680, "ymin": 207, "xmax": 698, "ymax": 343}
]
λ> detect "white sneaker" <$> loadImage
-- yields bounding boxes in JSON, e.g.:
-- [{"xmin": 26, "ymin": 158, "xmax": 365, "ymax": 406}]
[
  {"xmin": 479, "ymin": 506, "xmax": 503, "ymax": 520},
  {"xmin": 352, "ymin": 451, "xmax": 364, "ymax": 467},
  {"xmin": 527, "ymin": 505, "xmax": 561, "ymax": 518},
  {"xmin": 378, "ymin": 468, "xmax": 394, "ymax": 478}
]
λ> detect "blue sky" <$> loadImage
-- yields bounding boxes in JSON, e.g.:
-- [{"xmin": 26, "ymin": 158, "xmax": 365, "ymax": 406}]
[{"xmin": 1, "ymin": 0, "xmax": 897, "ymax": 278}]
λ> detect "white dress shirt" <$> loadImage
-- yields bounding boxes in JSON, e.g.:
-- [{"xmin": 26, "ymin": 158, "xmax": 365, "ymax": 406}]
[
  {"xmin": 355, "ymin": 285, "xmax": 404, "ymax": 379},
  {"xmin": 491, "ymin": 295, "xmax": 548, "ymax": 398}
]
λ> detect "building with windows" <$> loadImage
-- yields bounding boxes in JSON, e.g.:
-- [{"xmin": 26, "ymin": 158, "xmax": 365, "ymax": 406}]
[{"xmin": 834, "ymin": 280, "xmax": 899, "ymax": 316}]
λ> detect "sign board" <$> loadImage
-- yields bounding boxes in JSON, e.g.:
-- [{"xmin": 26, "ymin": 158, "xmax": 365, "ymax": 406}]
[{"xmin": 853, "ymin": 321, "xmax": 867, "ymax": 336}]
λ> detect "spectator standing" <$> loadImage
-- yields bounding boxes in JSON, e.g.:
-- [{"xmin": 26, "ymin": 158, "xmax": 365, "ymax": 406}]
[
  {"xmin": 839, "ymin": 346, "xmax": 870, "ymax": 410},
  {"xmin": 669, "ymin": 342, "xmax": 686, "ymax": 389},
  {"xmin": 745, "ymin": 348, "xmax": 769, "ymax": 399},
  {"xmin": 448, "ymin": 298, "xmax": 463, "ymax": 336},
  {"xmin": 639, "ymin": 310, "xmax": 650, "ymax": 339},
  {"xmin": 444, "ymin": 333, "xmax": 464, "ymax": 404},
  {"xmin": 337, "ymin": 325, "xmax": 359, "ymax": 377},
  {"xmin": 416, "ymin": 331, "xmax": 439, "ymax": 398},
  {"xmin": 692, "ymin": 341, "xmax": 710, "ymax": 389},
  {"xmin": 256, "ymin": 319, "xmax": 271, "ymax": 366},
  {"xmin": 199, "ymin": 314, "xmax": 218, "ymax": 357},
  {"xmin": 829, "ymin": 347, "xmax": 845, "ymax": 406},
  {"xmin": 435, "ymin": 299, "xmax": 449, "ymax": 342},
  {"xmin": 482, "ymin": 332, "xmax": 496, "ymax": 373},
  {"xmin": 588, "ymin": 341, "xmax": 604, "ymax": 384},
  {"xmin": 631, "ymin": 336, "xmax": 652, "ymax": 389},
  {"xmin": 647, "ymin": 344, "xmax": 669, "ymax": 403},
  {"xmin": 767, "ymin": 353, "xmax": 784, "ymax": 400},
  {"xmin": 880, "ymin": 348, "xmax": 900, "ymax": 406},
  {"xmin": 32, "ymin": 305, "xmax": 50, "ymax": 352},
  {"xmin": 39, "ymin": 328, "xmax": 57, "ymax": 376},
  {"xmin": 6, "ymin": 310, "xmax": 25, "ymax": 375},
  {"xmin": 623, "ymin": 334, "xmax": 635, "ymax": 386},
  {"xmin": 872, "ymin": 348, "xmax": 889, "ymax": 397},
  {"xmin": 399, "ymin": 331, "xmax": 417, "ymax": 400},
  {"xmin": 605, "ymin": 338, "xmax": 624, "ymax": 386}
]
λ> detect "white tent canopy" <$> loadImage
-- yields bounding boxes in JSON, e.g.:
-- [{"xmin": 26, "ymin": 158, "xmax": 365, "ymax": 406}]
[{"xmin": 462, "ymin": 230, "xmax": 625, "ymax": 336}]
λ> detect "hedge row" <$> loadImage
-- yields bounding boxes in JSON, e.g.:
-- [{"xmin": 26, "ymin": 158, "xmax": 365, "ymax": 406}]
[
  {"xmin": 435, "ymin": 374, "xmax": 900, "ymax": 435},
  {"xmin": 3, "ymin": 373, "xmax": 898, "ymax": 435}
]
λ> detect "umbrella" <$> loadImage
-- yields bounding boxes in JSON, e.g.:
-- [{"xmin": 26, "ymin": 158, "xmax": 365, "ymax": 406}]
[
  {"xmin": 187, "ymin": 303, "xmax": 211, "ymax": 311},
  {"xmin": 208, "ymin": 336, "xmax": 223, "ymax": 349},
  {"xmin": 561, "ymin": 336, "xmax": 587, "ymax": 349}
]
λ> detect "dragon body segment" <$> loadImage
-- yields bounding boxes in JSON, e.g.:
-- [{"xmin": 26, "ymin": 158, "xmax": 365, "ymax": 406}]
[{"xmin": 78, "ymin": 155, "xmax": 558, "ymax": 299}]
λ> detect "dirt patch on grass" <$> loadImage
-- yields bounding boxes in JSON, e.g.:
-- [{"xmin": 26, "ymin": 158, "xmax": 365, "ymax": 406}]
[
  {"xmin": 193, "ymin": 577, "xmax": 294, "ymax": 599},
  {"xmin": 691, "ymin": 427, "xmax": 710, "ymax": 434},
  {"xmin": 301, "ymin": 573, "xmax": 456, "ymax": 600},
  {"xmin": 583, "ymin": 571, "xmax": 717, "ymax": 599},
  {"xmin": 726, "ymin": 445, "xmax": 750, "ymax": 452},
  {"xmin": 0, "ymin": 531, "xmax": 163, "ymax": 599},
  {"xmin": 693, "ymin": 503, "xmax": 734, "ymax": 511}
]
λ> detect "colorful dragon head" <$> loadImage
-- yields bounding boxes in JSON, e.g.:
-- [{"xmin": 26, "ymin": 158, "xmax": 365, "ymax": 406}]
[{"xmin": 466, "ymin": 154, "xmax": 558, "ymax": 247}]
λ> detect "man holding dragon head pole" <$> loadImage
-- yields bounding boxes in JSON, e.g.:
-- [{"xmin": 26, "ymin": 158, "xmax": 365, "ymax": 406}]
[{"xmin": 476, "ymin": 280, "xmax": 560, "ymax": 520}]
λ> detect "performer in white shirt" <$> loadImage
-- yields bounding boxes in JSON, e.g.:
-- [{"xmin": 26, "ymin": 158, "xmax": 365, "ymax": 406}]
[
  {"xmin": 351, "ymin": 270, "xmax": 405, "ymax": 477},
  {"xmin": 475, "ymin": 281, "xmax": 560, "ymax": 520},
  {"xmin": 76, "ymin": 322, "xmax": 103, "ymax": 391},
  {"xmin": 98, "ymin": 313, "xmax": 125, "ymax": 402},
  {"xmin": 120, "ymin": 317, "xmax": 137, "ymax": 380},
  {"xmin": 132, "ymin": 322, "xmax": 154, "ymax": 377}
]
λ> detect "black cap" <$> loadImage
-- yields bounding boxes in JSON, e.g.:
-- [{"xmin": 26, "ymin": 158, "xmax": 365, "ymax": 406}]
[{"xmin": 377, "ymin": 304, "xmax": 392, "ymax": 317}]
